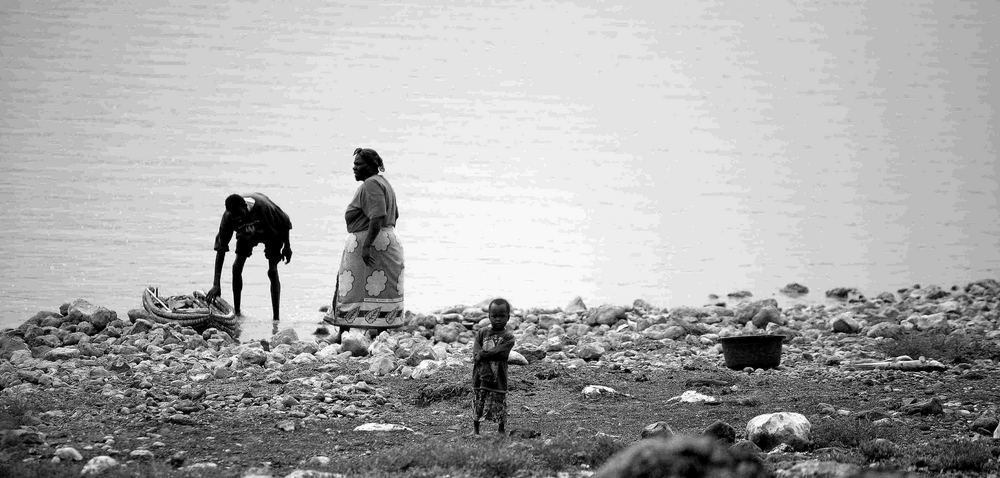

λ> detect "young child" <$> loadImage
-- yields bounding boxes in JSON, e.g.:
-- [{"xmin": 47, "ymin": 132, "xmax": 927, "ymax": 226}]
[{"xmin": 471, "ymin": 298, "xmax": 516, "ymax": 435}]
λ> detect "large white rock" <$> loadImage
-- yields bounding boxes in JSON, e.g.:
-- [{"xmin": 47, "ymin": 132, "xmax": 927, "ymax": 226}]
[
  {"xmin": 410, "ymin": 359, "xmax": 441, "ymax": 379},
  {"xmin": 284, "ymin": 470, "xmax": 344, "ymax": 478},
  {"xmin": 666, "ymin": 390, "xmax": 719, "ymax": 404},
  {"xmin": 507, "ymin": 350, "xmax": 529, "ymax": 366},
  {"xmin": 746, "ymin": 412, "xmax": 811, "ymax": 451},
  {"xmin": 314, "ymin": 344, "xmax": 342, "ymax": 360},
  {"xmin": 353, "ymin": 423, "xmax": 412, "ymax": 432},
  {"xmin": 81, "ymin": 456, "xmax": 119, "ymax": 476},
  {"xmin": 54, "ymin": 447, "xmax": 83, "ymax": 461},
  {"xmin": 368, "ymin": 354, "xmax": 395, "ymax": 375},
  {"xmin": 582, "ymin": 385, "xmax": 617, "ymax": 397}
]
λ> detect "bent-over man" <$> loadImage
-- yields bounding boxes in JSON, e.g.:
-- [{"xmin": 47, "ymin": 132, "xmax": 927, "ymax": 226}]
[{"xmin": 206, "ymin": 193, "xmax": 292, "ymax": 321}]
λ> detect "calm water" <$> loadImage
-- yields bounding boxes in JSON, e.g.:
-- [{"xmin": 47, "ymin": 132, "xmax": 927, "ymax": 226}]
[{"xmin": 2, "ymin": 1, "xmax": 998, "ymax": 340}]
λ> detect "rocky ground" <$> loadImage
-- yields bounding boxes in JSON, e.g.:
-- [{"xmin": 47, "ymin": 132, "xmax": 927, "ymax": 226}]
[{"xmin": 2, "ymin": 280, "xmax": 1000, "ymax": 477}]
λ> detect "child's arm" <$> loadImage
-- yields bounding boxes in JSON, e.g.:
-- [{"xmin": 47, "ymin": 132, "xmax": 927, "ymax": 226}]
[
  {"xmin": 471, "ymin": 329, "xmax": 483, "ymax": 361},
  {"xmin": 477, "ymin": 334, "xmax": 514, "ymax": 361}
]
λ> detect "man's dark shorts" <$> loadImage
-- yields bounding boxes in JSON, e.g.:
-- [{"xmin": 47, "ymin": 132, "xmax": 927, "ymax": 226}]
[{"xmin": 235, "ymin": 237, "xmax": 283, "ymax": 260}]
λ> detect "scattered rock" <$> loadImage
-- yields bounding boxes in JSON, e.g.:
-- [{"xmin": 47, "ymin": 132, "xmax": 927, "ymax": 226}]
[
  {"xmin": 353, "ymin": 423, "xmax": 413, "ymax": 432},
  {"xmin": 369, "ymin": 354, "xmax": 395, "ymax": 375},
  {"xmin": 129, "ymin": 449, "xmax": 155, "ymax": 460},
  {"xmin": 830, "ymin": 314, "xmax": 861, "ymax": 334},
  {"xmin": 507, "ymin": 350, "xmax": 529, "ymax": 366},
  {"xmin": 746, "ymin": 412, "xmax": 811, "ymax": 451},
  {"xmin": 586, "ymin": 305, "xmax": 629, "ymax": 326},
  {"xmin": 779, "ymin": 283, "xmax": 809, "ymax": 296},
  {"xmin": 666, "ymin": 390, "xmax": 719, "ymax": 404},
  {"xmin": 54, "ymin": 447, "xmax": 83, "ymax": 461},
  {"xmin": 340, "ymin": 330, "xmax": 372, "ymax": 356},
  {"xmin": 564, "ymin": 296, "xmax": 587, "ymax": 314},
  {"xmin": 703, "ymin": 420, "xmax": 736, "ymax": 445},
  {"xmin": 582, "ymin": 385, "xmax": 618, "ymax": 397},
  {"xmin": 902, "ymin": 397, "xmax": 943, "ymax": 415},
  {"xmin": 825, "ymin": 287, "xmax": 864, "ymax": 302},
  {"xmin": 239, "ymin": 348, "xmax": 268, "ymax": 366},
  {"xmin": 284, "ymin": 470, "xmax": 345, "ymax": 478},
  {"xmin": 81, "ymin": 456, "xmax": 119, "ymax": 476},
  {"xmin": 640, "ymin": 421, "xmax": 674, "ymax": 439},
  {"xmin": 576, "ymin": 343, "xmax": 606, "ymax": 361},
  {"xmin": 270, "ymin": 328, "xmax": 299, "ymax": 347}
]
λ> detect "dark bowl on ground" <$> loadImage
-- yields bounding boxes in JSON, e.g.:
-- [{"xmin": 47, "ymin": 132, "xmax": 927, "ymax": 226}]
[{"xmin": 718, "ymin": 334, "xmax": 785, "ymax": 370}]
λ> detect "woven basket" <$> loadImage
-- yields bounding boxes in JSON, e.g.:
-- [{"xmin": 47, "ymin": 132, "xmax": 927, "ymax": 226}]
[{"xmin": 719, "ymin": 334, "xmax": 785, "ymax": 370}]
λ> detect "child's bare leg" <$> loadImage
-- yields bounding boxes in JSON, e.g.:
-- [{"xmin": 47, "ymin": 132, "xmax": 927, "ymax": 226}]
[
  {"xmin": 474, "ymin": 420, "xmax": 480, "ymax": 435},
  {"xmin": 498, "ymin": 418, "xmax": 506, "ymax": 435}
]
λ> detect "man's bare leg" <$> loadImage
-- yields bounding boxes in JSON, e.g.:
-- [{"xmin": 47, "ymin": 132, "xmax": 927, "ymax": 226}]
[
  {"xmin": 267, "ymin": 256, "xmax": 281, "ymax": 322},
  {"xmin": 232, "ymin": 255, "xmax": 247, "ymax": 316}
]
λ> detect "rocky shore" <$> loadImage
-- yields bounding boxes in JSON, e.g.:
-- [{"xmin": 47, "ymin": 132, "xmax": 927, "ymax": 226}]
[{"xmin": 2, "ymin": 279, "xmax": 1000, "ymax": 477}]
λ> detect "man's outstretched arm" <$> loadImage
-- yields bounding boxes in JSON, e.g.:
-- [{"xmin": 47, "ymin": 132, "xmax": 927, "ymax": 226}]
[{"xmin": 206, "ymin": 249, "xmax": 226, "ymax": 303}]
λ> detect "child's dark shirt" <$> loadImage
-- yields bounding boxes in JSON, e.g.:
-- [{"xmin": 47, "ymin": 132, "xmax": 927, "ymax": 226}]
[{"xmin": 472, "ymin": 327, "xmax": 515, "ymax": 393}]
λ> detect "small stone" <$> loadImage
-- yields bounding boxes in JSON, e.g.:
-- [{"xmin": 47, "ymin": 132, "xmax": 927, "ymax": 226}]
[
  {"xmin": 779, "ymin": 283, "xmax": 809, "ymax": 296},
  {"xmin": 506, "ymin": 350, "xmax": 529, "ymax": 366},
  {"xmin": 564, "ymin": 296, "xmax": 587, "ymax": 314},
  {"xmin": 970, "ymin": 415, "xmax": 998, "ymax": 436},
  {"xmin": 129, "ymin": 449, "xmax": 155, "ymax": 460},
  {"xmin": 640, "ymin": 421, "xmax": 674, "ymax": 439},
  {"xmin": 167, "ymin": 414, "xmax": 198, "ymax": 426},
  {"xmin": 270, "ymin": 328, "xmax": 298, "ymax": 348},
  {"xmin": 575, "ymin": 343, "xmax": 605, "ymax": 361},
  {"xmin": 81, "ymin": 456, "xmax": 119, "ymax": 476},
  {"xmin": 276, "ymin": 420, "xmax": 296, "ymax": 432},
  {"xmin": 703, "ymin": 420, "xmax": 736, "ymax": 445},
  {"xmin": 54, "ymin": 447, "xmax": 83, "ymax": 461},
  {"xmin": 831, "ymin": 314, "xmax": 861, "ymax": 334},
  {"xmin": 304, "ymin": 456, "xmax": 332, "ymax": 467},
  {"xmin": 902, "ymin": 397, "xmax": 943, "ymax": 416}
]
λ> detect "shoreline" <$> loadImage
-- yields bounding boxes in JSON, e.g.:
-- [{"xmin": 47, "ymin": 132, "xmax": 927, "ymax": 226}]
[{"xmin": 1, "ymin": 278, "xmax": 999, "ymax": 476}]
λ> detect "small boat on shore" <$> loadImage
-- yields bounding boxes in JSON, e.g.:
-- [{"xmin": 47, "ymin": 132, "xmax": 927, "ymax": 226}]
[{"xmin": 142, "ymin": 286, "xmax": 239, "ymax": 336}]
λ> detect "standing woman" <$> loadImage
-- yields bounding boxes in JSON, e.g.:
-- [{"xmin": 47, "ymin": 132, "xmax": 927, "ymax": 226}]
[{"xmin": 327, "ymin": 148, "xmax": 405, "ymax": 333}]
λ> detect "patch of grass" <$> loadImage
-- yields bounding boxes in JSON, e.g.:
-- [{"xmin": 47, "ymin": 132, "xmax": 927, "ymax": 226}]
[
  {"xmin": 810, "ymin": 417, "xmax": 900, "ymax": 449},
  {"xmin": 916, "ymin": 440, "xmax": 997, "ymax": 473},
  {"xmin": 0, "ymin": 392, "xmax": 46, "ymax": 429},
  {"xmin": 535, "ymin": 432, "xmax": 625, "ymax": 471},
  {"xmin": 356, "ymin": 440, "xmax": 536, "ymax": 478},
  {"xmin": 414, "ymin": 383, "xmax": 470, "ymax": 407},
  {"xmin": 877, "ymin": 331, "xmax": 1000, "ymax": 363},
  {"xmin": 859, "ymin": 439, "xmax": 896, "ymax": 462},
  {"xmin": 0, "ymin": 461, "xmax": 190, "ymax": 478}
]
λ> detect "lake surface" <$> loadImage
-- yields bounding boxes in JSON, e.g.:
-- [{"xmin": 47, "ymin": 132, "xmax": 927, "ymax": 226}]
[{"xmin": 2, "ymin": 0, "xmax": 998, "ymax": 340}]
